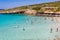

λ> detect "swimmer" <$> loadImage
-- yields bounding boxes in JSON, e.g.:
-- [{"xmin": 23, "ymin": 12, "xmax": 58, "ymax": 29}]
[
  {"xmin": 56, "ymin": 19, "xmax": 58, "ymax": 23},
  {"xmin": 53, "ymin": 39, "xmax": 56, "ymax": 40},
  {"xmin": 31, "ymin": 20, "xmax": 33, "ymax": 25},
  {"xmin": 23, "ymin": 28, "xmax": 25, "ymax": 31},
  {"xmin": 51, "ymin": 18, "xmax": 54, "ymax": 21},
  {"xmin": 45, "ymin": 18, "xmax": 47, "ymax": 20}
]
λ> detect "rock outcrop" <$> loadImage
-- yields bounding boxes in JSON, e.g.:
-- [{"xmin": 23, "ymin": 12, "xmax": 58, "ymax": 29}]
[{"xmin": 24, "ymin": 9, "xmax": 37, "ymax": 15}]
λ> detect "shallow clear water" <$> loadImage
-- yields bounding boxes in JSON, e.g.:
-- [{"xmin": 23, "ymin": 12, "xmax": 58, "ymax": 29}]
[{"xmin": 0, "ymin": 14, "xmax": 60, "ymax": 40}]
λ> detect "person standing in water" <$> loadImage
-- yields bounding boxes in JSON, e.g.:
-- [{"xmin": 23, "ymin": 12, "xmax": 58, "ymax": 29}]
[
  {"xmin": 56, "ymin": 28, "xmax": 58, "ymax": 32},
  {"xmin": 50, "ymin": 28, "xmax": 53, "ymax": 33}
]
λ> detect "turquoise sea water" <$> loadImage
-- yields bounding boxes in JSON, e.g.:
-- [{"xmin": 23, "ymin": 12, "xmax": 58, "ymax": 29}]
[{"xmin": 0, "ymin": 14, "xmax": 60, "ymax": 40}]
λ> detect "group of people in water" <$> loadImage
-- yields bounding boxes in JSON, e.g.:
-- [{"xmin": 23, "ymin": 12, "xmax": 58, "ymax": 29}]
[
  {"xmin": 50, "ymin": 28, "xmax": 59, "ymax": 33},
  {"xmin": 22, "ymin": 17, "xmax": 59, "ymax": 33}
]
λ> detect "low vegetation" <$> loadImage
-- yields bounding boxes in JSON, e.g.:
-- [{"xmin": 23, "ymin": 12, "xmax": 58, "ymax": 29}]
[{"xmin": 0, "ymin": 1, "xmax": 60, "ymax": 12}]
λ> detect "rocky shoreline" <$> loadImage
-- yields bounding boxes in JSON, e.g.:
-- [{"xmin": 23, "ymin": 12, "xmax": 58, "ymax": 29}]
[
  {"xmin": 0, "ymin": 12, "xmax": 60, "ymax": 17},
  {"xmin": 36, "ymin": 12, "xmax": 60, "ymax": 17}
]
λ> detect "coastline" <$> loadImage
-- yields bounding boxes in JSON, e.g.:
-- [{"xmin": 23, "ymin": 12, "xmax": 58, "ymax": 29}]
[{"xmin": 0, "ymin": 12, "xmax": 60, "ymax": 17}]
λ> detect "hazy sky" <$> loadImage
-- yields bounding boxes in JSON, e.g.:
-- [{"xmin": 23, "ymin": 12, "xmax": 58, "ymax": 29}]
[{"xmin": 0, "ymin": 0, "xmax": 56, "ymax": 9}]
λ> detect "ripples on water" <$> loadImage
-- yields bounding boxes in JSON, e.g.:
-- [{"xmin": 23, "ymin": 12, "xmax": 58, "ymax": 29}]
[{"xmin": 0, "ymin": 14, "xmax": 60, "ymax": 40}]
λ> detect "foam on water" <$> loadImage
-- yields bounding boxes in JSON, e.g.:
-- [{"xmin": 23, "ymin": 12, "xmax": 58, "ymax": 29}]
[{"xmin": 0, "ymin": 14, "xmax": 60, "ymax": 40}]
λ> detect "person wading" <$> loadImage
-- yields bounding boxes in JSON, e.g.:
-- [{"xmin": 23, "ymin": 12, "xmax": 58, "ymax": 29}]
[
  {"xmin": 50, "ymin": 28, "xmax": 53, "ymax": 33},
  {"xmin": 56, "ymin": 28, "xmax": 58, "ymax": 32}
]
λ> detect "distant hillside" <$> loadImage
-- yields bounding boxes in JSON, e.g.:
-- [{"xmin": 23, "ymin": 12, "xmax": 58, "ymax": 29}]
[
  {"xmin": 1, "ymin": 1, "xmax": 60, "ymax": 12},
  {"xmin": 0, "ymin": 9, "xmax": 4, "ymax": 10}
]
